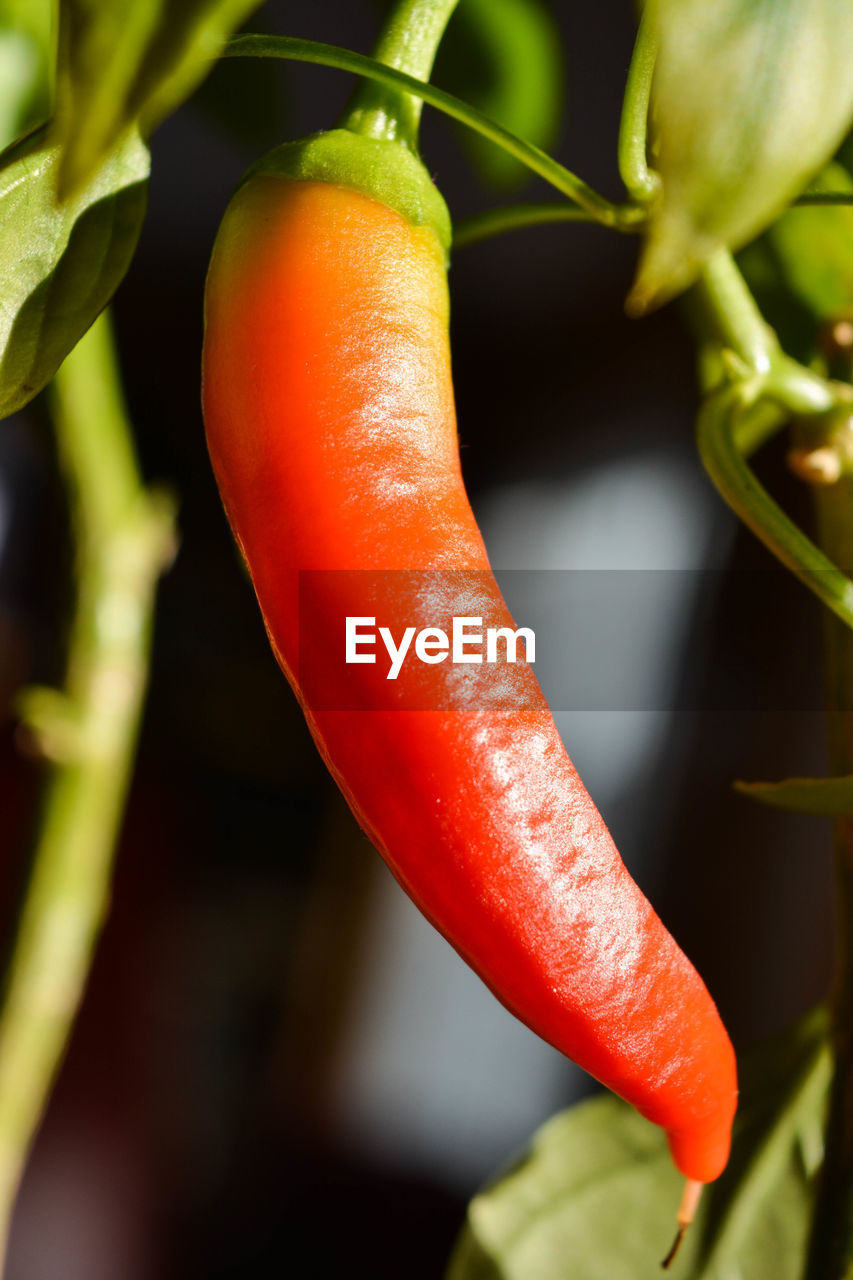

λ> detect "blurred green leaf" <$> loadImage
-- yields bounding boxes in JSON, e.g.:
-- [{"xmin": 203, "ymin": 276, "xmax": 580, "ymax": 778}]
[
  {"xmin": 54, "ymin": 0, "xmax": 263, "ymax": 195},
  {"xmin": 735, "ymin": 772, "xmax": 853, "ymax": 816},
  {"xmin": 436, "ymin": 0, "xmax": 562, "ymax": 190},
  {"xmin": 447, "ymin": 1009, "xmax": 829, "ymax": 1280},
  {"xmin": 0, "ymin": 0, "xmax": 52, "ymax": 149},
  {"xmin": 0, "ymin": 125, "xmax": 149, "ymax": 420},
  {"xmin": 631, "ymin": 0, "xmax": 853, "ymax": 311},
  {"xmin": 767, "ymin": 164, "xmax": 853, "ymax": 321}
]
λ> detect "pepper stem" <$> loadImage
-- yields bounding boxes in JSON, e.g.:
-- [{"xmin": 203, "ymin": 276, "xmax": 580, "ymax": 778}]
[
  {"xmin": 661, "ymin": 1178, "xmax": 703, "ymax": 1269},
  {"xmin": 342, "ymin": 0, "xmax": 459, "ymax": 151}
]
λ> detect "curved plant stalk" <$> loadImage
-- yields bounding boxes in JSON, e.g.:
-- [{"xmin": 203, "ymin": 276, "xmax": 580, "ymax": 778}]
[
  {"xmin": 0, "ymin": 311, "xmax": 174, "ymax": 1262},
  {"xmin": 697, "ymin": 390, "xmax": 853, "ymax": 633},
  {"xmin": 617, "ymin": 7, "xmax": 660, "ymax": 205},
  {"xmin": 223, "ymin": 33, "xmax": 645, "ymax": 228}
]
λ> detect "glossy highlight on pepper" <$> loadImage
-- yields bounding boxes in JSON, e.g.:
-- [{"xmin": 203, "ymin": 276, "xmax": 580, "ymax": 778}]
[{"xmin": 201, "ymin": 136, "xmax": 737, "ymax": 1186}]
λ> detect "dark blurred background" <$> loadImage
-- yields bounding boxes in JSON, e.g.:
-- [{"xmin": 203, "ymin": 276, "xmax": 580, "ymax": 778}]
[{"xmin": 0, "ymin": 1, "xmax": 835, "ymax": 1276}]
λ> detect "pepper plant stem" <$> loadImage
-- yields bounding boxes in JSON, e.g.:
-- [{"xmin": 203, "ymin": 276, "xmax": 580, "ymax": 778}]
[
  {"xmin": 693, "ymin": 251, "xmax": 779, "ymax": 376},
  {"xmin": 342, "ymin": 0, "xmax": 459, "ymax": 149},
  {"xmin": 0, "ymin": 312, "xmax": 174, "ymax": 1262},
  {"xmin": 697, "ymin": 394, "xmax": 853, "ymax": 633},
  {"xmin": 805, "ymin": 478, "xmax": 853, "ymax": 1280},
  {"xmin": 453, "ymin": 202, "xmax": 598, "ymax": 249}
]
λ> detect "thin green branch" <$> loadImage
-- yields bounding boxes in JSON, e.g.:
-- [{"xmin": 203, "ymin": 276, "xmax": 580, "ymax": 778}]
[
  {"xmin": 796, "ymin": 192, "xmax": 853, "ymax": 207},
  {"xmin": 734, "ymin": 775, "xmax": 853, "ymax": 817},
  {"xmin": 694, "ymin": 251, "xmax": 780, "ymax": 376},
  {"xmin": 453, "ymin": 202, "xmax": 600, "ymax": 249},
  {"xmin": 223, "ymin": 33, "xmax": 642, "ymax": 227},
  {"xmin": 617, "ymin": 9, "xmax": 660, "ymax": 205},
  {"xmin": 0, "ymin": 312, "xmax": 174, "ymax": 1261}
]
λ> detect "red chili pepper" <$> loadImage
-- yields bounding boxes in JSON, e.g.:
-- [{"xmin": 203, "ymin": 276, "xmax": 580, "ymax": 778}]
[
  {"xmin": 201, "ymin": 123, "xmax": 737, "ymax": 1189},
  {"xmin": 202, "ymin": 1, "xmax": 737, "ymax": 1204}
]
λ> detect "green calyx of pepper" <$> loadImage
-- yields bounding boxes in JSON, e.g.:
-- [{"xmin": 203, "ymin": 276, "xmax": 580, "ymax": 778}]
[
  {"xmin": 242, "ymin": 130, "xmax": 452, "ymax": 257},
  {"xmin": 241, "ymin": 0, "xmax": 458, "ymax": 258}
]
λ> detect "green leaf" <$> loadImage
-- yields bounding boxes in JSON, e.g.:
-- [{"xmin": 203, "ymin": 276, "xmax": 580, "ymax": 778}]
[
  {"xmin": 735, "ymin": 773, "xmax": 853, "ymax": 817},
  {"xmin": 0, "ymin": 0, "xmax": 52, "ymax": 149},
  {"xmin": 0, "ymin": 125, "xmax": 149, "ymax": 420},
  {"xmin": 436, "ymin": 0, "xmax": 563, "ymax": 190},
  {"xmin": 54, "ymin": 0, "xmax": 263, "ymax": 194},
  {"xmin": 632, "ymin": 0, "xmax": 853, "ymax": 311},
  {"xmin": 766, "ymin": 164, "xmax": 853, "ymax": 321},
  {"xmin": 447, "ymin": 1009, "xmax": 829, "ymax": 1280}
]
